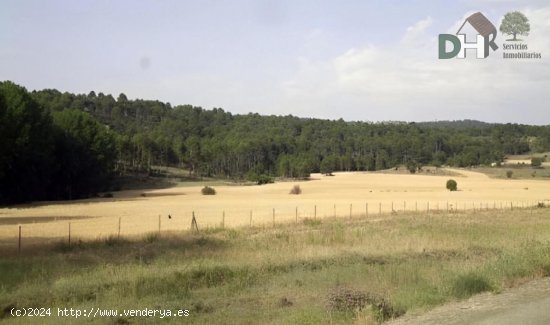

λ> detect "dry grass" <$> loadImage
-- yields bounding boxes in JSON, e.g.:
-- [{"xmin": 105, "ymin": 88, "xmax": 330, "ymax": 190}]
[
  {"xmin": 0, "ymin": 169, "xmax": 549, "ymax": 244},
  {"xmin": 2, "ymin": 208, "xmax": 550, "ymax": 323}
]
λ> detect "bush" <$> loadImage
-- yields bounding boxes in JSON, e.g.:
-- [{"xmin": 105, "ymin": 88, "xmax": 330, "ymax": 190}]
[
  {"xmin": 289, "ymin": 185, "xmax": 302, "ymax": 195},
  {"xmin": 506, "ymin": 170, "xmax": 513, "ymax": 178},
  {"xmin": 246, "ymin": 172, "xmax": 274, "ymax": 185},
  {"xmin": 406, "ymin": 160, "xmax": 418, "ymax": 174},
  {"xmin": 201, "ymin": 186, "xmax": 216, "ymax": 195},
  {"xmin": 531, "ymin": 157, "xmax": 543, "ymax": 167},
  {"xmin": 446, "ymin": 179, "xmax": 457, "ymax": 191},
  {"xmin": 256, "ymin": 174, "xmax": 274, "ymax": 185}
]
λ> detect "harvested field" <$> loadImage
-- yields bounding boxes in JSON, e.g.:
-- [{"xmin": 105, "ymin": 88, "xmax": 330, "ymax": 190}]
[{"xmin": 0, "ymin": 169, "xmax": 548, "ymax": 246}]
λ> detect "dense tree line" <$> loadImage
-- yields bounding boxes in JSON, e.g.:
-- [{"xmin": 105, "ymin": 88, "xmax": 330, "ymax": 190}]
[
  {"xmin": 1, "ymin": 80, "xmax": 549, "ymax": 204},
  {"xmin": 0, "ymin": 82, "xmax": 116, "ymax": 204}
]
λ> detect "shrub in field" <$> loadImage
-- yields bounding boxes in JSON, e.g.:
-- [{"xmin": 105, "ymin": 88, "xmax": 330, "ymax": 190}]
[
  {"xmin": 506, "ymin": 170, "xmax": 513, "ymax": 178},
  {"xmin": 289, "ymin": 185, "xmax": 302, "ymax": 195},
  {"xmin": 201, "ymin": 186, "xmax": 216, "ymax": 195},
  {"xmin": 446, "ymin": 179, "xmax": 457, "ymax": 191},
  {"xmin": 531, "ymin": 157, "xmax": 543, "ymax": 167}
]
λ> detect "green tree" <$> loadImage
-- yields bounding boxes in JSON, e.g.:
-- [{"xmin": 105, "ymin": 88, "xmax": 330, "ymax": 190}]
[
  {"xmin": 500, "ymin": 11, "xmax": 530, "ymax": 41},
  {"xmin": 52, "ymin": 110, "xmax": 117, "ymax": 199},
  {"xmin": 0, "ymin": 81, "xmax": 55, "ymax": 203}
]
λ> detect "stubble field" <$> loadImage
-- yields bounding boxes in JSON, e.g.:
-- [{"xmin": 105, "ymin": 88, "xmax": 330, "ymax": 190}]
[{"xmin": 0, "ymin": 168, "xmax": 548, "ymax": 251}]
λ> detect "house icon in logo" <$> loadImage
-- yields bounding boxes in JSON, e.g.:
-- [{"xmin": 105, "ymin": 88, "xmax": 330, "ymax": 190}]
[{"xmin": 439, "ymin": 12, "xmax": 499, "ymax": 59}]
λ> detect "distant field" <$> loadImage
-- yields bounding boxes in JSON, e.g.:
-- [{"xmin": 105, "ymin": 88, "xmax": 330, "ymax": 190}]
[
  {"xmin": 473, "ymin": 166, "xmax": 550, "ymax": 180},
  {"xmin": 503, "ymin": 153, "xmax": 550, "ymax": 168},
  {"xmin": 0, "ymin": 169, "xmax": 549, "ymax": 249}
]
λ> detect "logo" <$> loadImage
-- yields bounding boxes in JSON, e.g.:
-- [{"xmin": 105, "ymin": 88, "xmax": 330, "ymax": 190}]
[
  {"xmin": 500, "ymin": 11, "xmax": 530, "ymax": 42},
  {"xmin": 439, "ymin": 12, "xmax": 498, "ymax": 59}
]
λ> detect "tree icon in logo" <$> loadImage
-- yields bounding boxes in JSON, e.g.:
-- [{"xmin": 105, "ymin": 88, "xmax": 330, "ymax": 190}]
[{"xmin": 500, "ymin": 11, "xmax": 530, "ymax": 41}]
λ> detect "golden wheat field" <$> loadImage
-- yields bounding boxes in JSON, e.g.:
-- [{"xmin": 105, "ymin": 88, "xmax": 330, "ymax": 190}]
[{"xmin": 0, "ymin": 169, "xmax": 548, "ymax": 245}]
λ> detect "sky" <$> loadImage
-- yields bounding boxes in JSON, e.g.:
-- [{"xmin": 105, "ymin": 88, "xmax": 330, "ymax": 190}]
[{"xmin": 1, "ymin": 0, "xmax": 549, "ymax": 124}]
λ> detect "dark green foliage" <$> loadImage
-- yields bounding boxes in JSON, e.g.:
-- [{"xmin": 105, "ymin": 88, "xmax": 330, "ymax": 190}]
[
  {"xmin": 446, "ymin": 179, "xmax": 457, "ymax": 191},
  {"xmin": 29, "ymin": 85, "xmax": 542, "ymax": 182},
  {"xmin": 506, "ymin": 170, "xmax": 513, "ymax": 178},
  {"xmin": 246, "ymin": 172, "xmax": 274, "ymax": 185},
  {"xmin": 201, "ymin": 186, "xmax": 216, "ymax": 195},
  {"xmin": 51, "ymin": 110, "xmax": 116, "ymax": 199},
  {"xmin": 531, "ymin": 157, "xmax": 543, "ymax": 167},
  {"xmin": 0, "ymin": 82, "xmax": 55, "ymax": 203},
  {"xmin": 0, "ymin": 82, "xmax": 116, "ymax": 204}
]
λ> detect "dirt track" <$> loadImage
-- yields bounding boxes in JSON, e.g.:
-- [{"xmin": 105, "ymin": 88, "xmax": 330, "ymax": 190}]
[{"xmin": 387, "ymin": 277, "xmax": 550, "ymax": 325}]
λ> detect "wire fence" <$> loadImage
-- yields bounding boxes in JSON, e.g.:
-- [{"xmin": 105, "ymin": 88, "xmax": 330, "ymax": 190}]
[{"xmin": 2, "ymin": 199, "xmax": 549, "ymax": 255}]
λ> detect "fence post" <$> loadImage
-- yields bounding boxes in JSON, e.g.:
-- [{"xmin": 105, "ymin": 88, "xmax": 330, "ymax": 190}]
[
  {"xmin": 158, "ymin": 215, "xmax": 161, "ymax": 234},
  {"xmin": 365, "ymin": 203, "xmax": 368, "ymax": 218},
  {"xmin": 379, "ymin": 202, "xmax": 382, "ymax": 216},
  {"xmin": 222, "ymin": 211, "xmax": 225, "ymax": 229},
  {"xmin": 118, "ymin": 217, "xmax": 121, "ymax": 239},
  {"xmin": 427, "ymin": 202, "xmax": 430, "ymax": 213},
  {"xmin": 415, "ymin": 201, "xmax": 418, "ymax": 212},
  {"xmin": 68, "ymin": 222, "xmax": 71, "ymax": 246},
  {"xmin": 391, "ymin": 201, "xmax": 394, "ymax": 212},
  {"xmin": 18, "ymin": 225, "xmax": 21, "ymax": 255},
  {"xmin": 191, "ymin": 211, "xmax": 199, "ymax": 233},
  {"xmin": 314, "ymin": 205, "xmax": 317, "ymax": 219}
]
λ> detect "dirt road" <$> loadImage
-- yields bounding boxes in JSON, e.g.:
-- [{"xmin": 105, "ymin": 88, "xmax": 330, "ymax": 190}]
[{"xmin": 387, "ymin": 277, "xmax": 550, "ymax": 325}]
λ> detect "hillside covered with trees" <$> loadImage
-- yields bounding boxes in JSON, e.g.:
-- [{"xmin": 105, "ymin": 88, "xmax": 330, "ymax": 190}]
[{"xmin": 1, "ymin": 80, "xmax": 549, "ymax": 204}]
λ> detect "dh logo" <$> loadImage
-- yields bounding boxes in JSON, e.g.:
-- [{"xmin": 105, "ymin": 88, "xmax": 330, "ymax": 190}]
[{"xmin": 439, "ymin": 12, "xmax": 499, "ymax": 59}]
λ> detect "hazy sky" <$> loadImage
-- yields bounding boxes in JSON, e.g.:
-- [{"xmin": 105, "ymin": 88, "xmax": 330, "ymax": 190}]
[{"xmin": 1, "ymin": 0, "xmax": 549, "ymax": 124}]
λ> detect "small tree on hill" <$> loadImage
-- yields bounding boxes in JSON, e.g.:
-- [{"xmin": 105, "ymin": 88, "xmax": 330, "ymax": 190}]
[
  {"xmin": 506, "ymin": 170, "xmax": 513, "ymax": 179},
  {"xmin": 446, "ymin": 179, "xmax": 457, "ymax": 191},
  {"xmin": 500, "ymin": 11, "xmax": 530, "ymax": 41}
]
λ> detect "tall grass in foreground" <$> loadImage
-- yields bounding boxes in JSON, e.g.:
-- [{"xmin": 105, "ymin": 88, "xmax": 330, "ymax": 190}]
[{"xmin": 1, "ymin": 208, "xmax": 550, "ymax": 324}]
